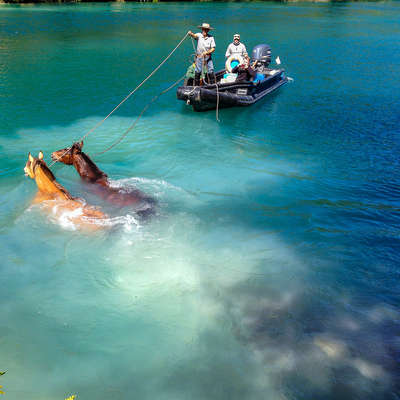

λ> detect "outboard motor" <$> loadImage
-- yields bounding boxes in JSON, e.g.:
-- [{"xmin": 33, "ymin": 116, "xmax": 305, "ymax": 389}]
[{"xmin": 251, "ymin": 44, "xmax": 272, "ymax": 72}]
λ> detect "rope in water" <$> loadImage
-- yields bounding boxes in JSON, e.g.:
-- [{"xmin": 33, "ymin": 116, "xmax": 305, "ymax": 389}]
[
  {"xmin": 215, "ymin": 81, "xmax": 220, "ymax": 123},
  {"xmin": 49, "ymin": 31, "xmax": 190, "ymax": 167},
  {"xmin": 93, "ymin": 73, "xmax": 187, "ymax": 157}
]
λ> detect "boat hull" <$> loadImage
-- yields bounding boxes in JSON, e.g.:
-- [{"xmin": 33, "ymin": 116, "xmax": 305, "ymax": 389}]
[{"xmin": 177, "ymin": 69, "xmax": 288, "ymax": 112}]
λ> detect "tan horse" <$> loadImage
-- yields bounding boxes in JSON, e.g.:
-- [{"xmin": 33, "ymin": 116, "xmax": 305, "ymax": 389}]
[{"xmin": 24, "ymin": 151, "xmax": 106, "ymax": 229}]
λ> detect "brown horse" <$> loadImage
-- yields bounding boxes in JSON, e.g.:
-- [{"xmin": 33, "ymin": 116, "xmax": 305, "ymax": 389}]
[
  {"xmin": 51, "ymin": 142, "xmax": 156, "ymax": 215},
  {"xmin": 24, "ymin": 151, "xmax": 106, "ymax": 229}
]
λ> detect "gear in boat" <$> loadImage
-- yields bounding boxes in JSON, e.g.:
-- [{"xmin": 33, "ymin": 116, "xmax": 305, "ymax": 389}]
[{"xmin": 177, "ymin": 44, "xmax": 288, "ymax": 112}]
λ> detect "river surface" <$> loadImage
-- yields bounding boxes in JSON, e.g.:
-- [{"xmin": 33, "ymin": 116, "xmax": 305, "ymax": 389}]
[{"xmin": 1, "ymin": 2, "xmax": 399, "ymax": 399}]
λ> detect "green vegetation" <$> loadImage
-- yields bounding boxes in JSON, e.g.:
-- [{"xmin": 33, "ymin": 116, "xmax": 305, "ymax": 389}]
[
  {"xmin": 0, "ymin": 0, "xmax": 387, "ymax": 3},
  {"xmin": 0, "ymin": 372, "xmax": 5, "ymax": 395}
]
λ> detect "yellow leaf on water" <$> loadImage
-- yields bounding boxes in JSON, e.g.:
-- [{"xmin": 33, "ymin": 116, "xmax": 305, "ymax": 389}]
[
  {"xmin": 64, "ymin": 395, "xmax": 76, "ymax": 400},
  {"xmin": 0, "ymin": 390, "xmax": 4, "ymax": 395}
]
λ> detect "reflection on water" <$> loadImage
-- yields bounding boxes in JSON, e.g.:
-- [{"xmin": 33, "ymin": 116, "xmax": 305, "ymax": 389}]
[{"xmin": 1, "ymin": 2, "xmax": 400, "ymax": 400}]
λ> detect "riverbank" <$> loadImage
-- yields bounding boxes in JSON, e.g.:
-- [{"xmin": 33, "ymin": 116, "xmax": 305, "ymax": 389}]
[{"xmin": 0, "ymin": 0, "xmax": 390, "ymax": 4}]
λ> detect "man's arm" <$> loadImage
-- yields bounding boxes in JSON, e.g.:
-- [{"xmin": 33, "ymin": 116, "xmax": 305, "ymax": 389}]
[
  {"xmin": 187, "ymin": 31, "xmax": 198, "ymax": 40},
  {"xmin": 206, "ymin": 37, "xmax": 216, "ymax": 57},
  {"xmin": 225, "ymin": 44, "xmax": 231, "ymax": 58},
  {"xmin": 201, "ymin": 47, "xmax": 215, "ymax": 58}
]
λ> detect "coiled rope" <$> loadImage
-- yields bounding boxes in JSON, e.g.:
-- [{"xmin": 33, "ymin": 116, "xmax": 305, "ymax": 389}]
[{"xmin": 49, "ymin": 32, "xmax": 189, "ymax": 167}]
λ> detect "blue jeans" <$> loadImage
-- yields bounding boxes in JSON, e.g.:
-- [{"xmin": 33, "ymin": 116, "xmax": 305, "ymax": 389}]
[{"xmin": 195, "ymin": 56, "xmax": 214, "ymax": 74}]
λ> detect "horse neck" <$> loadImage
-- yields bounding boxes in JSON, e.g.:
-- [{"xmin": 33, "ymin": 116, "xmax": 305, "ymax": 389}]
[
  {"xmin": 34, "ymin": 165, "xmax": 72, "ymax": 200},
  {"xmin": 73, "ymin": 152, "xmax": 107, "ymax": 183}
]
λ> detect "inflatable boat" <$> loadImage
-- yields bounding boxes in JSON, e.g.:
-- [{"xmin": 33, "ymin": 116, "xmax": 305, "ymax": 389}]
[{"xmin": 177, "ymin": 44, "xmax": 288, "ymax": 112}]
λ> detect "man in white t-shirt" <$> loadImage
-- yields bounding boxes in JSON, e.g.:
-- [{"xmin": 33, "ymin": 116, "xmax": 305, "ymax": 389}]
[
  {"xmin": 188, "ymin": 22, "xmax": 216, "ymax": 86},
  {"xmin": 225, "ymin": 34, "xmax": 248, "ymax": 60}
]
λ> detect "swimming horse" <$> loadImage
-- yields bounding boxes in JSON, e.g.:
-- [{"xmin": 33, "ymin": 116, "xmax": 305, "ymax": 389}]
[
  {"xmin": 24, "ymin": 151, "xmax": 106, "ymax": 228},
  {"xmin": 51, "ymin": 142, "xmax": 156, "ymax": 215}
]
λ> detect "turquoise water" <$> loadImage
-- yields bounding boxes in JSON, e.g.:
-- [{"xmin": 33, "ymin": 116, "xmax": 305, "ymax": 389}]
[{"xmin": 1, "ymin": 2, "xmax": 400, "ymax": 399}]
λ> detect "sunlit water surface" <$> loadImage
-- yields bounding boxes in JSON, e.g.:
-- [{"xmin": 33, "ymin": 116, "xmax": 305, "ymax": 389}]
[{"xmin": 1, "ymin": 2, "xmax": 399, "ymax": 399}]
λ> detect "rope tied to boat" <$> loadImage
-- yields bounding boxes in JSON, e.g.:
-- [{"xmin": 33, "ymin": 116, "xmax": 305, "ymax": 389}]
[
  {"xmin": 50, "ymin": 31, "xmax": 190, "ymax": 167},
  {"xmin": 215, "ymin": 81, "xmax": 220, "ymax": 123}
]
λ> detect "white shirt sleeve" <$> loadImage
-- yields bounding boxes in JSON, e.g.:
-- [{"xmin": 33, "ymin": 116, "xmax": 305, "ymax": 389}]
[
  {"xmin": 242, "ymin": 44, "xmax": 248, "ymax": 56},
  {"xmin": 225, "ymin": 44, "xmax": 231, "ymax": 58},
  {"xmin": 195, "ymin": 33, "xmax": 201, "ymax": 40},
  {"xmin": 210, "ymin": 36, "xmax": 216, "ymax": 49}
]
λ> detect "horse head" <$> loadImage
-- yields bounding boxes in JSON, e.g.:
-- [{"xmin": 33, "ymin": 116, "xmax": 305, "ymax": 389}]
[
  {"xmin": 24, "ymin": 151, "xmax": 45, "ymax": 179},
  {"xmin": 51, "ymin": 141, "xmax": 107, "ymax": 183},
  {"xmin": 25, "ymin": 151, "xmax": 73, "ymax": 199},
  {"xmin": 51, "ymin": 141, "xmax": 83, "ymax": 165}
]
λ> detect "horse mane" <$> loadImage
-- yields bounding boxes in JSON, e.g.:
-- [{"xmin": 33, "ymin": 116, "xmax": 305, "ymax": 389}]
[
  {"xmin": 35, "ymin": 160, "xmax": 74, "ymax": 200},
  {"xmin": 78, "ymin": 151, "xmax": 108, "ymax": 180}
]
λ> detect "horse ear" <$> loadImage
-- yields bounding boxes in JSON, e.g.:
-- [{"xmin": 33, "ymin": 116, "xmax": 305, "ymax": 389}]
[
  {"xmin": 38, "ymin": 151, "xmax": 44, "ymax": 160},
  {"xmin": 28, "ymin": 153, "xmax": 34, "ymax": 162},
  {"xmin": 80, "ymin": 141, "xmax": 84, "ymax": 148}
]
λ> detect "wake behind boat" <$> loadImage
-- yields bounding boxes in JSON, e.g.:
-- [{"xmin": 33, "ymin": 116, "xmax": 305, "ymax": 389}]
[{"xmin": 177, "ymin": 44, "xmax": 288, "ymax": 112}]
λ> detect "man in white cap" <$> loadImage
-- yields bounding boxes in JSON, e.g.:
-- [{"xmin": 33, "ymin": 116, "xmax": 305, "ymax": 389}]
[
  {"xmin": 225, "ymin": 33, "xmax": 248, "ymax": 60},
  {"xmin": 188, "ymin": 23, "xmax": 216, "ymax": 86}
]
